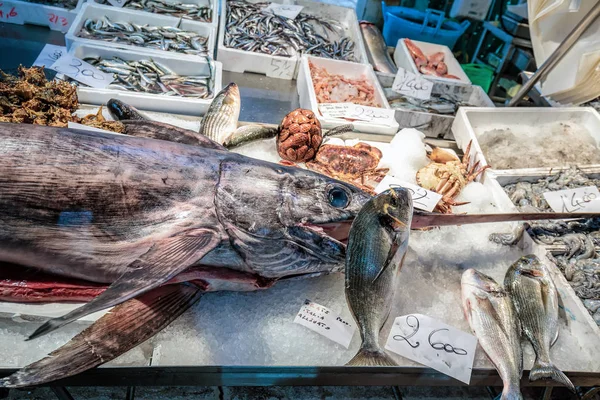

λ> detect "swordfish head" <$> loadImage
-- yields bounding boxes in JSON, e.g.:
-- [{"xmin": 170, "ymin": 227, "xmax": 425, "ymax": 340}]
[{"xmin": 215, "ymin": 155, "xmax": 372, "ymax": 279}]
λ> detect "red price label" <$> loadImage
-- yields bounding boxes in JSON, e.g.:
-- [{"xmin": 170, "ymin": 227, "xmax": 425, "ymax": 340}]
[{"xmin": 48, "ymin": 12, "xmax": 68, "ymax": 26}]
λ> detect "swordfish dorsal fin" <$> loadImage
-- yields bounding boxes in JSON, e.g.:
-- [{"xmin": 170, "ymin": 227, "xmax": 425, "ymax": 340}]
[
  {"xmin": 120, "ymin": 120, "xmax": 227, "ymax": 150},
  {"xmin": 1, "ymin": 284, "xmax": 203, "ymax": 388},
  {"xmin": 27, "ymin": 228, "xmax": 220, "ymax": 340}
]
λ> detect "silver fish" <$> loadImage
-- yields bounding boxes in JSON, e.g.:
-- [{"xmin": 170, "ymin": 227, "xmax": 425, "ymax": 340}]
[
  {"xmin": 79, "ymin": 17, "xmax": 209, "ymax": 56},
  {"xmin": 359, "ymin": 22, "xmax": 397, "ymax": 75},
  {"xmin": 97, "ymin": 0, "xmax": 212, "ymax": 22},
  {"xmin": 461, "ymin": 269, "xmax": 523, "ymax": 400},
  {"xmin": 504, "ymin": 255, "xmax": 575, "ymax": 392},
  {"xmin": 225, "ymin": 0, "xmax": 355, "ymax": 61},
  {"xmin": 198, "ymin": 82, "xmax": 241, "ymax": 144},
  {"xmin": 345, "ymin": 187, "xmax": 412, "ymax": 366}
]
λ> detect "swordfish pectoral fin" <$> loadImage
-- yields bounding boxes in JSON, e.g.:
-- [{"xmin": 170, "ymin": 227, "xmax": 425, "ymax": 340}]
[
  {"xmin": 1, "ymin": 283, "xmax": 203, "ymax": 389},
  {"xmin": 27, "ymin": 228, "xmax": 220, "ymax": 341}
]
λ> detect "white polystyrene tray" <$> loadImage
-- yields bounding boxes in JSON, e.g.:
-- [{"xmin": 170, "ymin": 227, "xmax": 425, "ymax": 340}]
[
  {"xmin": 65, "ymin": 3, "xmax": 217, "ymax": 59},
  {"xmin": 393, "ymin": 38, "xmax": 470, "ymax": 85},
  {"xmin": 297, "ymin": 55, "xmax": 398, "ymax": 135},
  {"xmin": 216, "ymin": 0, "xmax": 367, "ymax": 80},
  {"xmin": 81, "ymin": 0, "xmax": 218, "ymax": 25},
  {"xmin": 452, "ymin": 107, "xmax": 600, "ymax": 177},
  {"xmin": 67, "ymin": 43, "xmax": 222, "ymax": 116},
  {"xmin": 0, "ymin": 0, "xmax": 77, "ymax": 32}
]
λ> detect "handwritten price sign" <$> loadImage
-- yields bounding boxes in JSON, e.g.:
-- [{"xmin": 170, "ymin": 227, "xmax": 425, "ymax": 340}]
[
  {"xmin": 375, "ymin": 176, "xmax": 442, "ymax": 212},
  {"xmin": 392, "ymin": 67, "xmax": 433, "ymax": 101},
  {"xmin": 543, "ymin": 186, "xmax": 600, "ymax": 213},
  {"xmin": 319, "ymin": 103, "xmax": 395, "ymax": 125},
  {"xmin": 385, "ymin": 314, "xmax": 477, "ymax": 384},
  {"xmin": 33, "ymin": 44, "xmax": 66, "ymax": 68},
  {"xmin": 50, "ymin": 54, "xmax": 114, "ymax": 89},
  {"xmin": 267, "ymin": 57, "xmax": 295, "ymax": 79},
  {"xmin": 294, "ymin": 299, "xmax": 355, "ymax": 348},
  {"xmin": 263, "ymin": 3, "xmax": 303, "ymax": 19},
  {"xmin": 0, "ymin": 1, "xmax": 24, "ymax": 23}
]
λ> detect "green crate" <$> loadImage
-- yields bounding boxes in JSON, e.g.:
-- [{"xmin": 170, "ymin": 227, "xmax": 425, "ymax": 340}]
[{"xmin": 461, "ymin": 64, "xmax": 495, "ymax": 92}]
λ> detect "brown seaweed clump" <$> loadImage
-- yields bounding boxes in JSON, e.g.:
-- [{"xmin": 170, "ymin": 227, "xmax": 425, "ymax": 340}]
[{"xmin": 0, "ymin": 66, "xmax": 124, "ymax": 133}]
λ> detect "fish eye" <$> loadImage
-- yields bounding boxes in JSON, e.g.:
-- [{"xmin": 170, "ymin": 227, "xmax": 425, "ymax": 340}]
[{"xmin": 328, "ymin": 187, "xmax": 350, "ymax": 209}]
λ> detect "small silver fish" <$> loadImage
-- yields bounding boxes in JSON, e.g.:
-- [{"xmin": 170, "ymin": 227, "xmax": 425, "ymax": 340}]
[
  {"xmin": 461, "ymin": 269, "xmax": 523, "ymax": 400},
  {"xmin": 345, "ymin": 187, "xmax": 412, "ymax": 366},
  {"xmin": 504, "ymin": 255, "xmax": 575, "ymax": 392}
]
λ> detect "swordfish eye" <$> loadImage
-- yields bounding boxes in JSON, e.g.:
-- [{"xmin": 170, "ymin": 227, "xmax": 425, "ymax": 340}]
[{"xmin": 327, "ymin": 185, "xmax": 351, "ymax": 209}]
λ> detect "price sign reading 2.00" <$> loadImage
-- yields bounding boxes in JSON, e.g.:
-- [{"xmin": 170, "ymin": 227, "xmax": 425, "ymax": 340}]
[
  {"xmin": 50, "ymin": 55, "xmax": 114, "ymax": 89},
  {"xmin": 349, "ymin": 105, "xmax": 393, "ymax": 122}
]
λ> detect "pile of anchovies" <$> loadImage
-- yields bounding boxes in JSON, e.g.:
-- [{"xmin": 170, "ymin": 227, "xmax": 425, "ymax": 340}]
[
  {"xmin": 96, "ymin": 0, "xmax": 212, "ymax": 22},
  {"xmin": 78, "ymin": 17, "xmax": 209, "ymax": 56},
  {"xmin": 225, "ymin": 0, "xmax": 355, "ymax": 60},
  {"xmin": 492, "ymin": 166, "xmax": 600, "ymax": 325},
  {"xmin": 77, "ymin": 57, "xmax": 213, "ymax": 98}
]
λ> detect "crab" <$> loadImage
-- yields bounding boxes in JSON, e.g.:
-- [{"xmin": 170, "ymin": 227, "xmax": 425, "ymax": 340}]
[
  {"xmin": 305, "ymin": 142, "xmax": 389, "ymax": 193},
  {"xmin": 416, "ymin": 140, "xmax": 489, "ymax": 213}
]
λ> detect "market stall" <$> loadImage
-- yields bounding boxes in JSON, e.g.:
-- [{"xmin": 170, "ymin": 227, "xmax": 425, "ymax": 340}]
[{"xmin": 0, "ymin": 0, "xmax": 600, "ymax": 398}]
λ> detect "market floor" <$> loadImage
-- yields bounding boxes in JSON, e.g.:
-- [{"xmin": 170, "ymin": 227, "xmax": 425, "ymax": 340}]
[{"xmin": 1, "ymin": 385, "xmax": 584, "ymax": 399}]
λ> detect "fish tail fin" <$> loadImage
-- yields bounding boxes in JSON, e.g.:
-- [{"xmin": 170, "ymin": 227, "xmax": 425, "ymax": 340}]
[
  {"xmin": 500, "ymin": 383, "xmax": 523, "ymax": 400},
  {"xmin": 530, "ymin": 359, "xmax": 576, "ymax": 393},
  {"xmin": 1, "ymin": 284, "xmax": 202, "ymax": 389},
  {"xmin": 345, "ymin": 345, "xmax": 397, "ymax": 367}
]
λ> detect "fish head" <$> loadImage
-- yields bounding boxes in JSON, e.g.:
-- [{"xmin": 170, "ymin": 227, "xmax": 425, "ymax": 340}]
[
  {"xmin": 461, "ymin": 268, "xmax": 503, "ymax": 298},
  {"xmin": 215, "ymin": 158, "xmax": 371, "ymax": 277},
  {"xmin": 374, "ymin": 187, "xmax": 413, "ymax": 233},
  {"xmin": 512, "ymin": 254, "xmax": 546, "ymax": 278},
  {"xmin": 209, "ymin": 82, "xmax": 240, "ymax": 123}
]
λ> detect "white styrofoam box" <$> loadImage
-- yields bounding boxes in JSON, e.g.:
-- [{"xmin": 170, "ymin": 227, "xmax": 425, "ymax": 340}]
[
  {"xmin": 297, "ymin": 55, "xmax": 398, "ymax": 135},
  {"xmin": 394, "ymin": 38, "xmax": 470, "ymax": 85},
  {"xmin": 81, "ymin": 0, "xmax": 218, "ymax": 25},
  {"xmin": 451, "ymin": 107, "xmax": 600, "ymax": 176},
  {"xmin": 216, "ymin": 0, "xmax": 367, "ymax": 80},
  {"xmin": 65, "ymin": 3, "xmax": 217, "ymax": 59},
  {"xmin": 68, "ymin": 43, "xmax": 222, "ymax": 116},
  {"xmin": 0, "ymin": 0, "xmax": 77, "ymax": 32}
]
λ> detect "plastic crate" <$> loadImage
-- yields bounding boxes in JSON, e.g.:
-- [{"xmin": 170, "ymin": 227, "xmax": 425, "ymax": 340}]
[{"xmin": 461, "ymin": 63, "xmax": 494, "ymax": 92}]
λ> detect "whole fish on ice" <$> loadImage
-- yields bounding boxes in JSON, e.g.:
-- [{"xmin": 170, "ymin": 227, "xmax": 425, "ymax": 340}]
[{"xmin": 345, "ymin": 187, "xmax": 412, "ymax": 366}]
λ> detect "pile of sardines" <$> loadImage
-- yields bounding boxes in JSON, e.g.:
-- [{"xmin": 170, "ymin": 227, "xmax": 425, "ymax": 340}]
[
  {"xmin": 78, "ymin": 17, "xmax": 209, "ymax": 56},
  {"xmin": 79, "ymin": 57, "xmax": 214, "ymax": 98},
  {"xmin": 96, "ymin": 0, "xmax": 212, "ymax": 23},
  {"xmin": 225, "ymin": 0, "xmax": 355, "ymax": 60}
]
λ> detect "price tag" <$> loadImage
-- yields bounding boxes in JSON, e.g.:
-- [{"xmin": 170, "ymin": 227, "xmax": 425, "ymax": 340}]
[
  {"xmin": 385, "ymin": 314, "xmax": 477, "ymax": 384},
  {"xmin": 294, "ymin": 299, "xmax": 355, "ymax": 348},
  {"xmin": 0, "ymin": 1, "xmax": 25, "ymax": 24},
  {"xmin": 50, "ymin": 55, "xmax": 114, "ymax": 89},
  {"xmin": 392, "ymin": 67, "xmax": 433, "ymax": 101},
  {"xmin": 33, "ymin": 44, "xmax": 66, "ymax": 68},
  {"xmin": 46, "ymin": 8, "xmax": 74, "ymax": 31},
  {"xmin": 267, "ymin": 57, "xmax": 295, "ymax": 79},
  {"xmin": 543, "ymin": 186, "xmax": 600, "ymax": 213},
  {"xmin": 107, "ymin": 0, "xmax": 126, "ymax": 7},
  {"xmin": 319, "ymin": 103, "xmax": 396, "ymax": 125},
  {"xmin": 375, "ymin": 176, "xmax": 442, "ymax": 212},
  {"xmin": 263, "ymin": 3, "xmax": 303, "ymax": 19}
]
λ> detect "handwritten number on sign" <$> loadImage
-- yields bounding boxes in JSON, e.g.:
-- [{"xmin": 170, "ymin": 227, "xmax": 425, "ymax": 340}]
[
  {"xmin": 55, "ymin": 58, "xmax": 106, "ymax": 81},
  {"xmin": 428, "ymin": 328, "xmax": 467, "ymax": 355},
  {"xmin": 48, "ymin": 13, "xmax": 69, "ymax": 26},
  {"xmin": 270, "ymin": 58, "xmax": 292, "ymax": 78},
  {"xmin": 560, "ymin": 191, "xmax": 597, "ymax": 213},
  {"xmin": 390, "ymin": 184, "xmax": 431, "ymax": 210},
  {"xmin": 0, "ymin": 3, "xmax": 18, "ymax": 19},
  {"xmin": 393, "ymin": 314, "xmax": 420, "ymax": 348}
]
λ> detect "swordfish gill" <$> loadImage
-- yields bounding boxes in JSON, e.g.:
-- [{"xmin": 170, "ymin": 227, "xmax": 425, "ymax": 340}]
[{"xmin": 0, "ymin": 121, "xmax": 370, "ymax": 387}]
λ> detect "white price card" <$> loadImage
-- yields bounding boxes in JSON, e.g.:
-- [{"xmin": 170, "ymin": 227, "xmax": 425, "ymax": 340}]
[
  {"xmin": 294, "ymin": 299, "xmax": 356, "ymax": 348},
  {"xmin": 385, "ymin": 314, "xmax": 477, "ymax": 384},
  {"xmin": 319, "ymin": 103, "xmax": 396, "ymax": 125},
  {"xmin": 33, "ymin": 44, "xmax": 66, "ymax": 68},
  {"xmin": 0, "ymin": 1, "xmax": 25, "ymax": 24},
  {"xmin": 50, "ymin": 55, "xmax": 114, "ymax": 89},
  {"xmin": 267, "ymin": 57, "xmax": 295, "ymax": 79},
  {"xmin": 392, "ymin": 67, "xmax": 433, "ymax": 101},
  {"xmin": 375, "ymin": 176, "xmax": 442, "ymax": 212},
  {"xmin": 263, "ymin": 3, "xmax": 303, "ymax": 19},
  {"xmin": 543, "ymin": 186, "xmax": 600, "ymax": 213}
]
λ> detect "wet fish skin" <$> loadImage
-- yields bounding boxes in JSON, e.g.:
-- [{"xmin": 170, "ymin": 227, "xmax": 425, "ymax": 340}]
[
  {"xmin": 461, "ymin": 269, "xmax": 523, "ymax": 400},
  {"xmin": 199, "ymin": 82, "xmax": 241, "ymax": 144},
  {"xmin": 98, "ymin": 0, "xmax": 212, "ymax": 22},
  {"xmin": 504, "ymin": 255, "xmax": 575, "ymax": 392},
  {"xmin": 359, "ymin": 22, "xmax": 397, "ymax": 75},
  {"xmin": 345, "ymin": 187, "xmax": 412, "ymax": 366},
  {"xmin": 107, "ymin": 98, "xmax": 147, "ymax": 121}
]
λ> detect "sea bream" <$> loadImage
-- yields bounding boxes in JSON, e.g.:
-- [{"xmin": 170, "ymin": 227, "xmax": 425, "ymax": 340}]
[{"xmin": 0, "ymin": 121, "xmax": 370, "ymax": 388}]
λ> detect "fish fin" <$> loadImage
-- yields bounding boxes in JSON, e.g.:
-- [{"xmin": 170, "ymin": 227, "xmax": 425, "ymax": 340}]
[
  {"xmin": 223, "ymin": 125, "xmax": 278, "ymax": 149},
  {"xmin": 551, "ymin": 328, "xmax": 559, "ymax": 347},
  {"xmin": 121, "ymin": 120, "xmax": 225, "ymax": 150},
  {"xmin": 27, "ymin": 228, "xmax": 220, "ymax": 340},
  {"xmin": 345, "ymin": 347, "xmax": 397, "ymax": 366},
  {"xmin": 500, "ymin": 383, "xmax": 524, "ymax": 400},
  {"xmin": 1, "ymin": 284, "xmax": 202, "ymax": 389},
  {"xmin": 372, "ymin": 236, "xmax": 407, "ymax": 284},
  {"xmin": 530, "ymin": 359, "xmax": 575, "ymax": 393}
]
